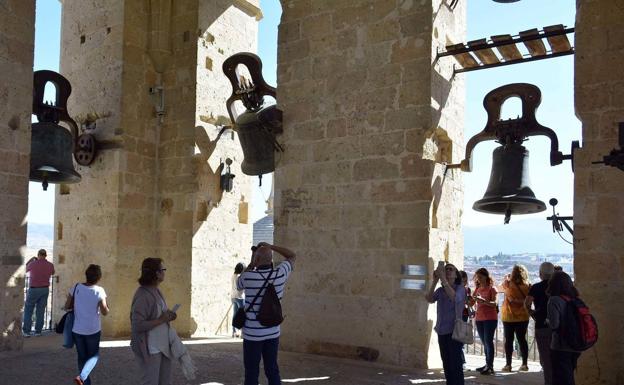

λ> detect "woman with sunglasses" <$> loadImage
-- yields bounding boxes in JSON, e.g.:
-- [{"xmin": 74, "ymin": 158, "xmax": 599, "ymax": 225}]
[
  {"xmin": 426, "ymin": 262, "xmax": 466, "ymax": 385},
  {"xmin": 130, "ymin": 258, "xmax": 178, "ymax": 385}
]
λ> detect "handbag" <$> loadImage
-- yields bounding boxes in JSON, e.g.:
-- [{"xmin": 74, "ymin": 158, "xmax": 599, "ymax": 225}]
[
  {"xmin": 452, "ymin": 318, "xmax": 474, "ymax": 344},
  {"xmin": 452, "ymin": 287, "xmax": 474, "ymax": 344},
  {"xmin": 232, "ymin": 270, "xmax": 272, "ymax": 329},
  {"xmin": 56, "ymin": 283, "xmax": 78, "ymax": 334}
]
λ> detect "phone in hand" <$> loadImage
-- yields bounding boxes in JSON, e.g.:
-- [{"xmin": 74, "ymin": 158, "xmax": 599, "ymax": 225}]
[
  {"xmin": 171, "ymin": 304, "xmax": 181, "ymax": 313},
  {"xmin": 437, "ymin": 261, "xmax": 445, "ymax": 270}
]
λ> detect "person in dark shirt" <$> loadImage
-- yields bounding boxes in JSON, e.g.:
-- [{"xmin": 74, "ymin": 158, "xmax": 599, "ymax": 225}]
[{"xmin": 525, "ymin": 262, "xmax": 555, "ymax": 385}]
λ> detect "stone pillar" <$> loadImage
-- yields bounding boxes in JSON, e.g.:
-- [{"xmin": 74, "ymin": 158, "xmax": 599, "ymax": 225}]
[
  {"xmin": 275, "ymin": 0, "xmax": 465, "ymax": 367},
  {"xmin": 0, "ymin": 0, "xmax": 35, "ymax": 351},
  {"xmin": 574, "ymin": 1, "xmax": 624, "ymax": 383},
  {"xmin": 53, "ymin": 0, "xmax": 258, "ymax": 337},
  {"xmin": 190, "ymin": 0, "xmax": 258, "ymax": 336}
]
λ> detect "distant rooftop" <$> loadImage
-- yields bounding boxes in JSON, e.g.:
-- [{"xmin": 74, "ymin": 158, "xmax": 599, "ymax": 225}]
[{"xmin": 253, "ymin": 215, "xmax": 273, "ymax": 245}]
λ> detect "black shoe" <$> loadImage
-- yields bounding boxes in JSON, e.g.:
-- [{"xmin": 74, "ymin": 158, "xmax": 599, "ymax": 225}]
[
  {"xmin": 476, "ymin": 365, "xmax": 487, "ymax": 372},
  {"xmin": 480, "ymin": 367, "xmax": 494, "ymax": 375}
]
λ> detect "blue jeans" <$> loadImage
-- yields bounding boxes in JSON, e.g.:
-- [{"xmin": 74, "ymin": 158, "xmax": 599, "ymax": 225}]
[
  {"xmin": 438, "ymin": 333, "xmax": 464, "ymax": 385},
  {"xmin": 475, "ymin": 319, "xmax": 498, "ymax": 369},
  {"xmin": 243, "ymin": 337, "xmax": 280, "ymax": 385},
  {"xmin": 23, "ymin": 287, "xmax": 49, "ymax": 333},
  {"xmin": 232, "ymin": 298, "xmax": 244, "ymax": 331},
  {"xmin": 73, "ymin": 331, "xmax": 101, "ymax": 385}
]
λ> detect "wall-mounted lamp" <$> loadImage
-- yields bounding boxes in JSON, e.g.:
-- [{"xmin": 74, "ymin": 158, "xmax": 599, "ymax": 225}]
[
  {"xmin": 149, "ymin": 85, "xmax": 165, "ymax": 123},
  {"xmin": 446, "ymin": 83, "xmax": 577, "ymax": 224},
  {"xmin": 219, "ymin": 158, "xmax": 235, "ymax": 193},
  {"xmin": 593, "ymin": 122, "xmax": 624, "ymax": 171}
]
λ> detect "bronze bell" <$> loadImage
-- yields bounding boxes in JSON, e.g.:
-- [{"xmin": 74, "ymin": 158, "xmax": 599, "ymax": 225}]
[
  {"xmin": 473, "ymin": 142, "xmax": 545, "ymax": 223},
  {"xmin": 29, "ymin": 70, "xmax": 81, "ymax": 190},
  {"xmin": 30, "ymin": 122, "xmax": 81, "ymax": 190},
  {"xmin": 235, "ymin": 105, "xmax": 282, "ymax": 176},
  {"xmin": 448, "ymin": 83, "xmax": 569, "ymax": 224},
  {"xmin": 223, "ymin": 52, "xmax": 283, "ymax": 179}
]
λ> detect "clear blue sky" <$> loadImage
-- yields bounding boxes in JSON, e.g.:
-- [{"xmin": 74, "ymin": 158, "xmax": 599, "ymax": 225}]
[{"xmin": 28, "ymin": 0, "xmax": 576, "ymax": 253}]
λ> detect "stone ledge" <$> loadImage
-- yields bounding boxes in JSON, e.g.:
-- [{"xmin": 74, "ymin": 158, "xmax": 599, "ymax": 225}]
[{"xmin": 233, "ymin": 0, "xmax": 263, "ymax": 21}]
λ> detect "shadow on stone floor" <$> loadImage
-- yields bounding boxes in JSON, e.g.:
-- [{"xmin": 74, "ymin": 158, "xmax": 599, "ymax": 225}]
[{"xmin": 0, "ymin": 333, "xmax": 544, "ymax": 385}]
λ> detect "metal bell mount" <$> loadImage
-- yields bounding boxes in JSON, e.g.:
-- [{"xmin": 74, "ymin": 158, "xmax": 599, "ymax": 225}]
[{"xmin": 223, "ymin": 52, "xmax": 283, "ymax": 184}]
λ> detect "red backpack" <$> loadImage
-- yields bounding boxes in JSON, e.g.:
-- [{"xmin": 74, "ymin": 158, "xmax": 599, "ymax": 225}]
[{"xmin": 560, "ymin": 295, "xmax": 598, "ymax": 351}]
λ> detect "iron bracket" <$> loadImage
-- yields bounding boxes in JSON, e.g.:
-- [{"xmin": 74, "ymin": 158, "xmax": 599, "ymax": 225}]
[
  {"xmin": 446, "ymin": 83, "xmax": 575, "ymax": 172},
  {"xmin": 592, "ymin": 122, "xmax": 624, "ymax": 172},
  {"xmin": 546, "ymin": 198, "xmax": 574, "ymax": 237}
]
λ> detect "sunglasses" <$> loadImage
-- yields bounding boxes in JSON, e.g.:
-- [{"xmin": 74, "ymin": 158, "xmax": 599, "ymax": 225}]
[{"xmin": 444, "ymin": 267, "xmax": 455, "ymax": 272}]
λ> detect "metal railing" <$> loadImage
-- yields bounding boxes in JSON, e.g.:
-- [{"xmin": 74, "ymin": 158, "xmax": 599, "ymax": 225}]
[{"xmin": 23, "ymin": 275, "xmax": 57, "ymax": 332}]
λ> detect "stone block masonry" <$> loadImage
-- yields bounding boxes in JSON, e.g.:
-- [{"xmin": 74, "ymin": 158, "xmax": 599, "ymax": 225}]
[
  {"xmin": 0, "ymin": 0, "xmax": 35, "ymax": 352},
  {"xmin": 275, "ymin": 0, "xmax": 466, "ymax": 368},
  {"xmin": 574, "ymin": 1, "xmax": 624, "ymax": 383},
  {"xmin": 52, "ymin": 0, "xmax": 258, "ymax": 338}
]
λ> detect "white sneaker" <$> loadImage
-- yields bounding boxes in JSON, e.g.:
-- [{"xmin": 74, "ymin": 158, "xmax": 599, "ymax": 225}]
[
  {"xmin": 34, "ymin": 332, "xmax": 42, "ymax": 337},
  {"xmin": 23, "ymin": 332, "xmax": 33, "ymax": 338}
]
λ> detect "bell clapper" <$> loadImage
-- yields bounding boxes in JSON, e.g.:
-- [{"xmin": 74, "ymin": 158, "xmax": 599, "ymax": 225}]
[
  {"xmin": 258, "ymin": 174, "xmax": 262, "ymax": 187},
  {"xmin": 42, "ymin": 174, "xmax": 49, "ymax": 191},
  {"xmin": 504, "ymin": 207, "xmax": 512, "ymax": 224}
]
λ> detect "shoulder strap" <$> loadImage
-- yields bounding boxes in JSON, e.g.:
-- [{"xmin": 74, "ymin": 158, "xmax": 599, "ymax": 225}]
[
  {"xmin": 512, "ymin": 280, "xmax": 528, "ymax": 297},
  {"xmin": 244, "ymin": 269, "xmax": 273, "ymax": 312},
  {"xmin": 70, "ymin": 283, "xmax": 79, "ymax": 309}
]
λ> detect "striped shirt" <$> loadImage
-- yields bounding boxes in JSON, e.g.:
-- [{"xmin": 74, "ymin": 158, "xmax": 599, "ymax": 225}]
[{"xmin": 237, "ymin": 261, "xmax": 293, "ymax": 341}]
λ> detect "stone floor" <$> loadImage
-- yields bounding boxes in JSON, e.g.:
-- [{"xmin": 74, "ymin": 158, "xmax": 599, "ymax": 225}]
[{"xmin": 0, "ymin": 332, "xmax": 544, "ymax": 385}]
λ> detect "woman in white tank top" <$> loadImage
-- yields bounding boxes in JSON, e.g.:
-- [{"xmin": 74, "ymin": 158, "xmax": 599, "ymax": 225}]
[{"xmin": 64, "ymin": 264, "xmax": 109, "ymax": 385}]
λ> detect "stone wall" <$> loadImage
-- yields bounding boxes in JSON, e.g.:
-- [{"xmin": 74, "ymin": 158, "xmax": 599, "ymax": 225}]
[
  {"xmin": 574, "ymin": 1, "xmax": 624, "ymax": 383},
  {"xmin": 54, "ymin": 0, "xmax": 127, "ymax": 336},
  {"xmin": 274, "ymin": 0, "xmax": 465, "ymax": 367},
  {"xmin": 53, "ymin": 0, "xmax": 258, "ymax": 337},
  {"xmin": 0, "ymin": 0, "xmax": 35, "ymax": 351},
  {"xmin": 191, "ymin": 0, "xmax": 257, "ymax": 336}
]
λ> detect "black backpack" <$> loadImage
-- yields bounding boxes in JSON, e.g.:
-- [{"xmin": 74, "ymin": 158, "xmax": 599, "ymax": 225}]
[{"xmin": 257, "ymin": 269, "xmax": 284, "ymax": 327}]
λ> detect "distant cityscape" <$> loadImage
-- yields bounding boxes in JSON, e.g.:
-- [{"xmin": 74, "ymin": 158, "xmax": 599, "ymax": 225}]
[{"xmin": 464, "ymin": 252, "xmax": 574, "ymax": 285}]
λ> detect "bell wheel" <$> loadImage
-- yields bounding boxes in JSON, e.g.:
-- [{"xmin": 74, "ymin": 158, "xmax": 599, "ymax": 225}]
[{"xmin": 74, "ymin": 133, "xmax": 97, "ymax": 166}]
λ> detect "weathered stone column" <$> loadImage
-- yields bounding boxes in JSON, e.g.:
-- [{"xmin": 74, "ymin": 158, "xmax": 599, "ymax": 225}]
[
  {"xmin": 0, "ymin": 0, "xmax": 35, "ymax": 351},
  {"xmin": 53, "ymin": 0, "xmax": 258, "ymax": 337},
  {"xmin": 275, "ymin": 0, "xmax": 465, "ymax": 367},
  {"xmin": 574, "ymin": 1, "xmax": 624, "ymax": 383}
]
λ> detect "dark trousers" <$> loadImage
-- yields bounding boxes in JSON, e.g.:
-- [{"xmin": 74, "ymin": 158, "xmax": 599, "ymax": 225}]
[
  {"xmin": 73, "ymin": 331, "xmax": 101, "ymax": 385},
  {"xmin": 438, "ymin": 333, "xmax": 464, "ymax": 385},
  {"xmin": 503, "ymin": 321, "xmax": 529, "ymax": 365},
  {"xmin": 535, "ymin": 328, "xmax": 553, "ymax": 385},
  {"xmin": 243, "ymin": 337, "xmax": 281, "ymax": 385},
  {"xmin": 475, "ymin": 319, "xmax": 497, "ymax": 369},
  {"xmin": 551, "ymin": 350, "xmax": 580, "ymax": 385}
]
